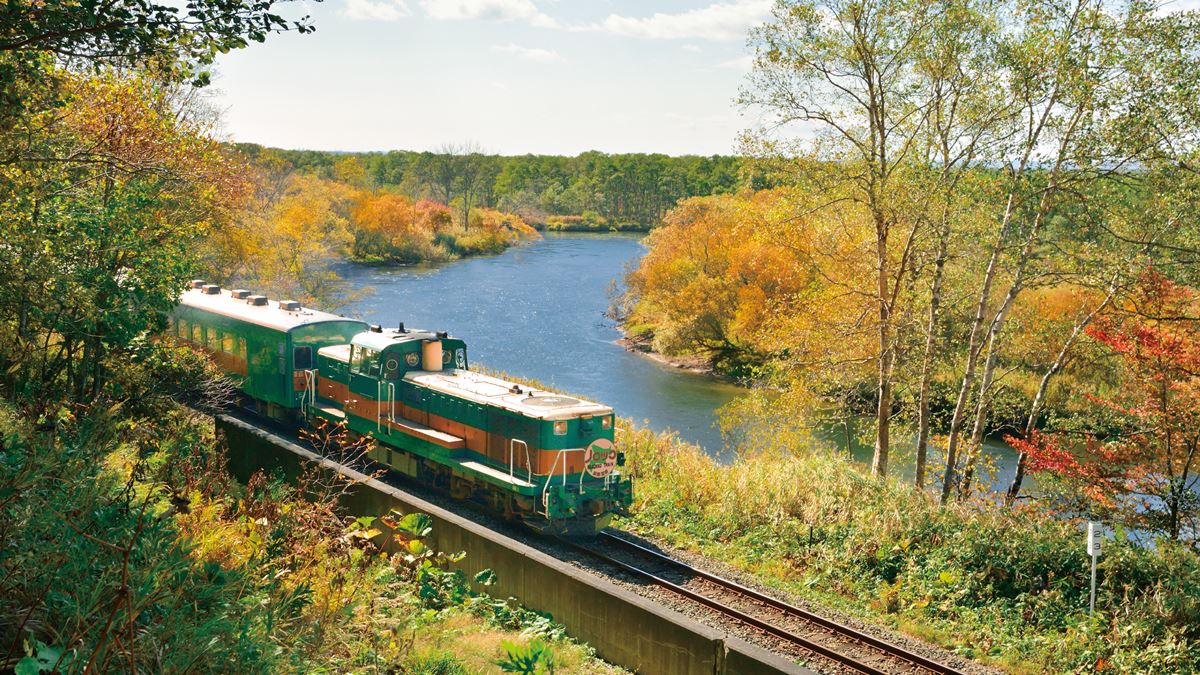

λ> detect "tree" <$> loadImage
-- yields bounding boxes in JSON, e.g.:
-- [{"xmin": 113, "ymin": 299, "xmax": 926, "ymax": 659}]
[
  {"xmin": 0, "ymin": 73, "xmax": 251, "ymax": 403},
  {"xmin": 1010, "ymin": 272, "xmax": 1200, "ymax": 544},
  {"xmin": 945, "ymin": 0, "xmax": 1200, "ymax": 502},
  {"xmin": 0, "ymin": 0, "xmax": 314, "ymax": 122},
  {"xmin": 744, "ymin": 0, "xmax": 941, "ymax": 477}
]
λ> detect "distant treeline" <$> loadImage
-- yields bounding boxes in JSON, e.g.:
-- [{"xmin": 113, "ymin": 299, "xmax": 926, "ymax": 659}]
[{"xmin": 233, "ymin": 143, "xmax": 747, "ymax": 230}]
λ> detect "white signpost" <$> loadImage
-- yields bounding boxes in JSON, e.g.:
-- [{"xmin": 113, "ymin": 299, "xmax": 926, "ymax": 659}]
[{"xmin": 1087, "ymin": 521, "xmax": 1103, "ymax": 615}]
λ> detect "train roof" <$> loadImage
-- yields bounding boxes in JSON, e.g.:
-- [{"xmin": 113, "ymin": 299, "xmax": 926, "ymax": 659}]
[
  {"xmin": 352, "ymin": 328, "xmax": 449, "ymax": 352},
  {"xmin": 178, "ymin": 287, "xmax": 367, "ymax": 333},
  {"xmin": 405, "ymin": 369, "xmax": 612, "ymax": 421}
]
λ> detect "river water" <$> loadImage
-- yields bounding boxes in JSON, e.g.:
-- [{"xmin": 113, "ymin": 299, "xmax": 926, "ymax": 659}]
[{"xmin": 339, "ymin": 232, "xmax": 1023, "ymax": 490}]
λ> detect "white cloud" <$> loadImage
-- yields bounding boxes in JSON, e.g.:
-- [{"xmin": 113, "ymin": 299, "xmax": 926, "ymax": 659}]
[
  {"xmin": 344, "ymin": 0, "xmax": 411, "ymax": 21},
  {"xmin": 718, "ymin": 55, "xmax": 753, "ymax": 71},
  {"xmin": 590, "ymin": 0, "xmax": 772, "ymax": 42},
  {"xmin": 420, "ymin": 0, "xmax": 558, "ymax": 26},
  {"xmin": 493, "ymin": 43, "xmax": 564, "ymax": 63},
  {"xmin": 681, "ymin": 44, "xmax": 703, "ymax": 53}
]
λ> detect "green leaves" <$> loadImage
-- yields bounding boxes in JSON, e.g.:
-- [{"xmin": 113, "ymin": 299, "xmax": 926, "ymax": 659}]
[
  {"xmin": 497, "ymin": 639, "xmax": 557, "ymax": 674},
  {"xmin": 15, "ymin": 641, "xmax": 67, "ymax": 675},
  {"xmin": 392, "ymin": 511, "xmax": 434, "ymax": 538}
]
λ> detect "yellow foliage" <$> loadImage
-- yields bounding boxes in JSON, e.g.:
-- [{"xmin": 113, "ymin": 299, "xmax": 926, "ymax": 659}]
[{"xmin": 625, "ymin": 188, "xmax": 877, "ymax": 385}]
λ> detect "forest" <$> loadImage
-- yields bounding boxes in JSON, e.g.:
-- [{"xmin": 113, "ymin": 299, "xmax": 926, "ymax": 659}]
[{"xmin": 234, "ymin": 143, "xmax": 745, "ymax": 230}]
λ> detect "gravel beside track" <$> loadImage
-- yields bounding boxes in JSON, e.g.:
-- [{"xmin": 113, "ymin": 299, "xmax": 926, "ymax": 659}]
[{"xmin": 573, "ymin": 532, "xmax": 966, "ymax": 675}]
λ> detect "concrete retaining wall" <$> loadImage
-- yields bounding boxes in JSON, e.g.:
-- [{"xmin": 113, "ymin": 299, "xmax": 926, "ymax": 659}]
[{"xmin": 218, "ymin": 414, "xmax": 812, "ymax": 675}]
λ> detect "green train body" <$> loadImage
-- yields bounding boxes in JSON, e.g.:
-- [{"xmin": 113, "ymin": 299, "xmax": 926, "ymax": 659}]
[{"xmin": 170, "ymin": 281, "xmax": 632, "ymax": 536}]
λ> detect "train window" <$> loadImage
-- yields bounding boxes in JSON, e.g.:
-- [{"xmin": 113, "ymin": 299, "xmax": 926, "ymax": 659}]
[
  {"xmin": 222, "ymin": 333, "xmax": 234, "ymax": 354},
  {"xmin": 177, "ymin": 319, "xmax": 187, "ymax": 339},
  {"xmin": 192, "ymin": 324, "xmax": 202, "ymax": 343},
  {"xmin": 207, "ymin": 327, "xmax": 220, "ymax": 351},
  {"xmin": 351, "ymin": 346, "xmax": 381, "ymax": 376},
  {"xmin": 294, "ymin": 346, "xmax": 313, "ymax": 370},
  {"xmin": 237, "ymin": 337, "xmax": 247, "ymax": 359}
]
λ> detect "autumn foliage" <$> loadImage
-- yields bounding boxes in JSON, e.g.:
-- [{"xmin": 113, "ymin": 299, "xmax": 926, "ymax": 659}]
[
  {"xmin": 1009, "ymin": 271, "xmax": 1200, "ymax": 543},
  {"xmin": 622, "ymin": 189, "xmax": 874, "ymax": 379},
  {"xmin": 351, "ymin": 193, "xmax": 453, "ymax": 261},
  {"xmin": 197, "ymin": 167, "xmax": 538, "ymax": 308}
]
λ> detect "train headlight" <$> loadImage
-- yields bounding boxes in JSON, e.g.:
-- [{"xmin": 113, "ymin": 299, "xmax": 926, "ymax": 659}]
[
  {"xmin": 601, "ymin": 416, "xmax": 612, "ymax": 430},
  {"xmin": 553, "ymin": 421, "xmax": 568, "ymax": 436}
]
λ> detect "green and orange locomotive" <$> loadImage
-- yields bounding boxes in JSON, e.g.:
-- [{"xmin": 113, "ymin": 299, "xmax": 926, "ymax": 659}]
[{"xmin": 169, "ymin": 281, "xmax": 632, "ymax": 536}]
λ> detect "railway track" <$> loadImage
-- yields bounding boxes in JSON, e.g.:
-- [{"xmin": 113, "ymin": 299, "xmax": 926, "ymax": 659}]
[{"xmin": 573, "ymin": 532, "xmax": 965, "ymax": 675}]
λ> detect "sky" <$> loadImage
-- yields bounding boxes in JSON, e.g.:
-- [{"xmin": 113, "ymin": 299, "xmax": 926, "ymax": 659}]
[{"xmin": 210, "ymin": 0, "xmax": 774, "ymax": 156}]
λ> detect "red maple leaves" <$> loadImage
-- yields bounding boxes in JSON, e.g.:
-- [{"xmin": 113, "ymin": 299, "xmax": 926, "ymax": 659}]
[{"xmin": 1009, "ymin": 270, "xmax": 1200, "ymax": 539}]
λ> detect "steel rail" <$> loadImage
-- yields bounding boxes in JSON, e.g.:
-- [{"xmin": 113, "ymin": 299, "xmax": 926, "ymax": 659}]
[{"xmin": 586, "ymin": 532, "xmax": 965, "ymax": 675}]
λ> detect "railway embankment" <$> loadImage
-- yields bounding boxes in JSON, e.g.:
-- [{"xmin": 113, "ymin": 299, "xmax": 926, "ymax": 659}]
[{"xmin": 217, "ymin": 413, "xmax": 808, "ymax": 675}]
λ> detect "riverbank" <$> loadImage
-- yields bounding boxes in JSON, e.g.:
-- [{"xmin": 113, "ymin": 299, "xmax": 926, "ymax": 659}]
[
  {"xmin": 614, "ymin": 422, "xmax": 1200, "ymax": 674},
  {"xmin": 617, "ymin": 331, "xmax": 716, "ymax": 376}
]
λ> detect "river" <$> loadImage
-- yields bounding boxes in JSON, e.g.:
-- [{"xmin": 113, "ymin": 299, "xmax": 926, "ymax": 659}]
[{"xmin": 339, "ymin": 232, "xmax": 1025, "ymax": 491}]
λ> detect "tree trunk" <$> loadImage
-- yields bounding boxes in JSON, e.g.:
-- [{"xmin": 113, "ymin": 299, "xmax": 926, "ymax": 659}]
[
  {"xmin": 940, "ymin": 211, "xmax": 1007, "ymax": 503},
  {"xmin": 872, "ymin": 212, "xmax": 893, "ymax": 478},
  {"xmin": 958, "ymin": 296, "xmax": 1013, "ymax": 498},
  {"xmin": 915, "ymin": 215, "xmax": 950, "ymax": 489}
]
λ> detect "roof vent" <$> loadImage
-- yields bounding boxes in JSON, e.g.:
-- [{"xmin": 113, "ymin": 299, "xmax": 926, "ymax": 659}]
[
  {"xmin": 202, "ymin": 284, "xmax": 221, "ymax": 295},
  {"xmin": 398, "ymin": 322, "xmax": 406, "ymax": 333},
  {"xmin": 370, "ymin": 324, "xmax": 383, "ymax": 333},
  {"xmin": 436, "ymin": 331, "xmax": 448, "ymax": 339},
  {"xmin": 190, "ymin": 279, "xmax": 206, "ymax": 289},
  {"xmin": 279, "ymin": 300, "xmax": 301, "ymax": 311},
  {"xmin": 231, "ymin": 289, "xmax": 251, "ymax": 299},
  {"xmin": 248, "ymin": 295, "xmax": 268, "ymax": 306}
]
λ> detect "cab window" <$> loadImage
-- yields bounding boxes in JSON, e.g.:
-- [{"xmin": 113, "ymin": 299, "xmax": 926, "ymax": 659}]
[
  {"xmin": 350, "ymin": 346, "xmax": 381, "ymax": 377},
  {"xmin": 294, "ymin": 346, "xmax": 313, "ymax": 370}
]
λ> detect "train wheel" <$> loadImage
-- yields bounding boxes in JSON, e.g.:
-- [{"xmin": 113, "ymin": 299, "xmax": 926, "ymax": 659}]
[{"xmin": 449, "ymin": 474, "xmax": 472, "ymax": 500}]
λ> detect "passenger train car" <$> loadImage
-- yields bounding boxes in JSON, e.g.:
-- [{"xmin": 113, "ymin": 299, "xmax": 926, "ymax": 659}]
[{"xmin": 170, "ymin": 281, "xmax": 632, "ymax": 536}]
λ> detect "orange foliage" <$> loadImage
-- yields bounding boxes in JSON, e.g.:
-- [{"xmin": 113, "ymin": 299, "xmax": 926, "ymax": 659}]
[
  {"xmin": 469, "ymin": 207, "xmax": 537, "ymax": 235},
  {"xmin": 624, "ymin": 189, "xmax": 876, "ymax": 379}
]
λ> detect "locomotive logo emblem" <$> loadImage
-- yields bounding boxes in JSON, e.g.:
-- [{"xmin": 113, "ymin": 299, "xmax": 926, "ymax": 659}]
[
  {"xmin": 405, "ymin": 352, "xmax": 420, "ymax": 367},
  {"xmin": 584, "ymin": 438, "xmax": 617, "ymax": 478}
]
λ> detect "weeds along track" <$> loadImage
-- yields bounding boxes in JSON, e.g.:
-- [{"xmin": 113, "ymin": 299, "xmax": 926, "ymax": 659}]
[{"xmin": 574, "ymin": 532, "xmax": 965, "ymax": 675}]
